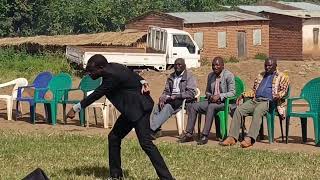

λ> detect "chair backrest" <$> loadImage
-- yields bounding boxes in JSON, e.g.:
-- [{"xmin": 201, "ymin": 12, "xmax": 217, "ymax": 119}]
[
  {"xmin": 300, "ymin": 77, "xmax": 320, "ymax": 112},
  {"xmin": 235, "ymin": 76, "xmax": 245, "ymax": 98},
  {"xmin": 33, "ymin": 72, "xmax": 53, "ymax": 99},
  {"xmin": 195, "ymin": 88, "xmax": 201, "ymax": 98},
  {"xmin": 79, "ymin": 75, "xmax": 102, "ymax": 94},
  {"xmin": 12, "ymin": 78, "xmax": 28, "ymax": 99},
  {"xmin": 48, "ymin": 73, "xmax": 72, "ymax": 101}
]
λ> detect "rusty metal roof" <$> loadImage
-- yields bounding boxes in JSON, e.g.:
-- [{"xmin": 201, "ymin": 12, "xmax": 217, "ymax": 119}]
[{"xmin": 166, "ymin": 11, "xmax": 268, "ymax": 24}]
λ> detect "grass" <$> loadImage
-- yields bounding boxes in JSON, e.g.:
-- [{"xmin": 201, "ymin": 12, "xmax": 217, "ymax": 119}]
[
  {"xmin": 0, "ymin": 48, "xmax": 75, "ymax": 82},
  {"xmin": 1, "ymin": 131, "xmax": 320, "ymax": 179}
]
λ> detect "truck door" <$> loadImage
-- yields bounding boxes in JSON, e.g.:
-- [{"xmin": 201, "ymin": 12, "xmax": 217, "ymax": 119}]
[{"xmin": 168, "ymin": 34, "xmax": 200, "ymax": 68}]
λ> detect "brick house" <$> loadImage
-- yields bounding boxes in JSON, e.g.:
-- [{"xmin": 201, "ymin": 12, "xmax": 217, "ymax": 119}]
[
  {"xmin": 126, "ymin": 11, "xmax": 269, "ymax": 60},
  {"xmin": 238, "ymin": 1, "xmax": 320, "ymax": 59}
]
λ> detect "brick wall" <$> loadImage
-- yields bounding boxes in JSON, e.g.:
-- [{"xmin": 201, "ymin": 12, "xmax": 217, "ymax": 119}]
[
  {"xmin": 184, "ymin": 21, "xmax": 269, "ymax": 61},
  {"xmin": 263, "ymin": 12, "xmax": 303, "ymax": 60},
  {"xmin": 126, "ymin": 13, "xmax": 183, "ymax": 31}
]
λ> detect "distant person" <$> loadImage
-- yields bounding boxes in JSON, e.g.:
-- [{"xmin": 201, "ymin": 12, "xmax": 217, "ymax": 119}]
[
  {"xmin": 150, "ymin": 58, "xmax": 197, "ymax": 138},
  {"xmin": 179, "ymin": 56, "xmax": 235, "ymax": 145},
  {"xmin": 66, "ymin": 54, "xmax": 174, "ymax": 180},
  {"xmin": 220, "ymin": 57, "xmax": 289, "ymax": 148}
]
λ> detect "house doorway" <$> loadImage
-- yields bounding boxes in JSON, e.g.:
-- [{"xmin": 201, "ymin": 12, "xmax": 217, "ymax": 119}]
[{"xmin": 237, "ymin": 31, "xmax": 247, "ymax": 58}]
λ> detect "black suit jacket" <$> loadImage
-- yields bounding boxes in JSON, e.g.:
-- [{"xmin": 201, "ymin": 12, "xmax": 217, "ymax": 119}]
[{"xmin": 80, "ymin": 63, "xmax": 154, "ymax": 122}]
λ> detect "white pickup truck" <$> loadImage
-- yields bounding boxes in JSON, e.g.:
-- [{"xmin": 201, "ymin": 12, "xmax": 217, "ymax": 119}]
[{"xmin": 66, "ymin": 26, "xmax": 201, "ymax": 71}]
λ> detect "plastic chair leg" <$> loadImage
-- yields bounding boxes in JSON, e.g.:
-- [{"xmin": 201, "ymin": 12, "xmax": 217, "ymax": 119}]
[
  {"xmin": 279, "ymin": 115, "xmax": 284, "ymax": 142},
  {"xmin": 15, "ymin": 101, "xmax": 20, "ymax": 120},
  {"xmin": 301, "ymin": 118, "xmax": 307, "ymax": 143},
  {"xmin": 30, "ymin": 104, "xmax": 36, "ymax": 124},
  {"xmin": 176, "ymin": 110, "xmax": 183, "ymax": 136},
  {"xmin": 102, "ymin": 105, "xmax": 109, "ymax": 128},
  {"xmin": 313, "ymin": 116, "xmax": 319, "ymax": 145},
  {"xmin": 6, "ymin": 99, "xmax": 13, "ymax": 120},
  {"xmin": 62, "ymin": 103, "xmax": 66, "ymax": 124},
  {"xmin": 93, "ymin": 108, "xmax": 98, "ymax": 125},
  {"xmin": 286, "ymin": 116, "xmax": 290, "ymax": 144},
  {"xmin": 79, "ymin": 109, "xmax": 85, "ymax": 127},
  {"xmin": 217, "ymin": 111, "xmax": 226, "ymax": 140},
  {"xmin": 50, "ymin": 103, "xmax": 57, "ymax": 125},
  {"xmin": 266, "ymin": 113, "xmax": 274, "ymax": 143},
  {"xmin": 44, "ymin": 103, "xmax": 51, "ymax": 123}
]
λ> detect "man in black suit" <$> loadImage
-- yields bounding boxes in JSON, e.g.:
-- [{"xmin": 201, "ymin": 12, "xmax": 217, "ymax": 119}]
[{"xmin": 67, "ymin": 54, "xmax": 174, "ymax": 180}]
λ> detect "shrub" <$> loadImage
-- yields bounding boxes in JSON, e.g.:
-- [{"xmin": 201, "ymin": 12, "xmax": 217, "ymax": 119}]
[
  {"xmin": 0, "ymin": 48, "xmax": 76, "ymax": 82},
  {"xmin": 255, "ymin": 53, "xmax": 268, "ymax": 61},
  {"xmin": 225, "ymin": 56, "xmax": 240, "ymax": 63}
]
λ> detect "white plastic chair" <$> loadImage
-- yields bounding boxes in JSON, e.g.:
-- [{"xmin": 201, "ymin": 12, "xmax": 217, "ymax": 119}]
[
  {"xmin": 175, "ymin": 88, "xmax": 200, "ymax": 135},
  {"xmin": 86, "ymin": 91, "xmax": 117, "ymax": 128},
  {"xmin": 0, "ymin": 78, "xmax": 28, "ymax": 120}
]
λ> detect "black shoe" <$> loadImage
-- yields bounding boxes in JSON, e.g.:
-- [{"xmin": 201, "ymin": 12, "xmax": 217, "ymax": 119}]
[
  {"xmin": 150, "ymin": 128, "xmax": 162, "ymax": 140},
  {"xmin": 178, "ymin": 133, "xmax": 193, "ymax": 143},
  {"xmin": 197, "ymin": 135, "xmax": 208, "ymax": 145}
]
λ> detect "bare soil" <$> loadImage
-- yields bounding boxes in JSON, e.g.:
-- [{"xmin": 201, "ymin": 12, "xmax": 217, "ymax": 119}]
[{"xmin": 0, "ymin": 60, "xmax": 320, "ymax": 153}]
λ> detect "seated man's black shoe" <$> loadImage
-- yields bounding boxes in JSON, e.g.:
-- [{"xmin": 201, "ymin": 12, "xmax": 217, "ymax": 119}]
[
  {"xmin": 178, "ymin": 133, "xmax": 193, "ymax": 143},
  {"xmin": 197, "ymin": 135, "xmax": 208, "ymax": 145},
  {"xmin": 150, "ymin": 128, "xmax": 162, "ymax": 140}
]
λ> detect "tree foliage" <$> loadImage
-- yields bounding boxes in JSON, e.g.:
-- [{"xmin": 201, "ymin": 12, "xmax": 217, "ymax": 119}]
[{"xmin": 0, "ymin": 0, "xmax": 318, "ymax": 37}]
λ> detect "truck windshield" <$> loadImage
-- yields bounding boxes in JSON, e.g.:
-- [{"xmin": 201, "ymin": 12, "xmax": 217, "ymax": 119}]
[{"xmin": 173, "ymin": 35, "xmax": 196, "ymax": 54}]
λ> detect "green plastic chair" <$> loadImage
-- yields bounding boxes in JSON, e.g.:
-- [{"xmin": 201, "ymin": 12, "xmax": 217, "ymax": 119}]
[
  {"xmin": 258, "ymin": 86, "xmax": 290, "ymax": 143},
  {"xmin": 61, "ymin": 75, "xmax": 102, "ymax": 126},
  {"xmin": 286, "ymin": 77, "xmax": 320, "ymax": 145},
  {"xmin": 197, "ymin": 76, "xmax": 245, "ymax": 140},
  {"xmin": 33, "ymin": 73, "xmax": 72, "ymax": 125}
]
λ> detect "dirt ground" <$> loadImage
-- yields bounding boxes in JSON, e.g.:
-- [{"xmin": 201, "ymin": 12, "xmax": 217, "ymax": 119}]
[{"xmin": 0, "ymin": 60, "xmax": 320, "ymax": 153}]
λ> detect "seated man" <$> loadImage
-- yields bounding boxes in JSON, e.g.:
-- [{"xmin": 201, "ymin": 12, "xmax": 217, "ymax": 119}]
[
  {"xmin": 220, "ymin": 57, "xmax": 289, "ymax": 148},
  {"xmin": 150, "ymin": 58, "xmax": 197, "ymax": 137},
  {"xmin": 179, "ymin": 56, "xmax": 235, "ymax": 145}
]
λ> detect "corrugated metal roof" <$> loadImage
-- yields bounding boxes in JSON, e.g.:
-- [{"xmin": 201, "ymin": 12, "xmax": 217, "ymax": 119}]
[
  {"xmin": 238, "ymin": 5, "xmax": 280, "ymax": 13},
  {"xmin": 166, "ymin": 11, "xmax": 268, "ymax": 24},
  {"xmin": 238, "ymin": 6, "xmax": 316, "ymax": 18},
  {"xmin": 278, "ymin": 1, "xmax": 320, "ymax": 11}
]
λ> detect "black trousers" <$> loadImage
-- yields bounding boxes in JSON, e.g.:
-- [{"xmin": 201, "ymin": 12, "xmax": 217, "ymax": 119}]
[
  {"xmin": 108, "ymin": 111, "xmax": 174, "ymax": 180},
  {"xmin": 166, "ymin": 99, "xmax": 184, "ymax": 111}
]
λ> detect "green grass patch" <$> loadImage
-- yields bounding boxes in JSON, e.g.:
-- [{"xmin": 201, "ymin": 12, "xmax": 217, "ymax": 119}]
[
  {"xmin": 0, "ymin": 49, "xmax": 75, "ymax": 82},
  {"xmin": 1, "ymin": 131, "xmax": 320, "ymax": 179}
]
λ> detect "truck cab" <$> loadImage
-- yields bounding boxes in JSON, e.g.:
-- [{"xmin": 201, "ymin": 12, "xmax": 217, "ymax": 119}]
[{"xmin": 147, "ymin": 27, "xmax": 200, "ymax": 69}]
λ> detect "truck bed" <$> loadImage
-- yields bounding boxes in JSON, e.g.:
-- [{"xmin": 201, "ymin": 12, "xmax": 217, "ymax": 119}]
[{"xmin": 69, "ymin": 46, "xmax": 164, "ymax": 54}]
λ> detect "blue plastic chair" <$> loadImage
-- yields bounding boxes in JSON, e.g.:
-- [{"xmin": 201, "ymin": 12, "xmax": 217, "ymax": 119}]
[{"xmin": 16, "ymin": 72, "xmax": 53, "ymax": 122}]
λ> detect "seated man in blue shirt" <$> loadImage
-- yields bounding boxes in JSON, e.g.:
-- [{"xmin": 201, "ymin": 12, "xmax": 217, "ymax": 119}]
[{"xmin": 220, "ymin": 57, "xmax": 289, "ymax": 148}]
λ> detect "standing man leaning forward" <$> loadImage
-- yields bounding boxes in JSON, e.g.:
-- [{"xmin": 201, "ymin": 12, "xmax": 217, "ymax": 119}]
[
  {"xmin": 150, "ymin": 58, "xmax": 197, "ymax": 137},
  {"xmin": 220, "ymin": 57, "xmax": 289, "ymax": 148},
  {"xmin": 67, "ymin": 54, "xmax": 174, "ymax": 180},
  {"xmin": 179, "ymin": 56, "xmax": 235, "ymax": 145}
]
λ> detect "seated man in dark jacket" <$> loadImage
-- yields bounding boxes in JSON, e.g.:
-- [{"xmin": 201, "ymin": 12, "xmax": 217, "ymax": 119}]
[{"xmin": 150, "ymin": 58, "xmax": 197, "ymax": 137}]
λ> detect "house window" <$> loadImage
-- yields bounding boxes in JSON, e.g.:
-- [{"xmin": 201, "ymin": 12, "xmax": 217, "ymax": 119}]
[
  {"xmin": 253, "ymin": 29, "xmax": 262, "ymax": 46},
  {"xmin": 313, "ymin": 28, "xmax": 319, "ymax": 45},
  {"xmin": 218, "ymin": 32, "xmax": 227, "ymax": 48},
  {"xmin": 173, "ymin": 34, "xmax": 196, "ymax": 54},
  {"xmin": 194, "ymin": 32, "xmax": 204, "ymax": 49}
]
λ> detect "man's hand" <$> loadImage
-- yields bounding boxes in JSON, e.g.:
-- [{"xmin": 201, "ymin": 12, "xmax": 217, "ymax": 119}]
[
  {"xmin": 159, "ymin": 96, "xmax": 167, "ymax": 109},
  {"xmin": 67, "ymin": 108, "xmax": 76, "ymax": 119},
  {"xmin": 236, "ymin": 95, "xmax": 243, "ymax": 105},
  {"xmin": 169, "ymin": 95, "xmax": 177, "ymax": 100},
  {"xmin": 141, "ymin": 83, "xmax": 150, "ymax": 94},
  {"xmin": 273, "ymin": 94, "xmax": 281, "ymax": 101},
  {"xmin": 210, "ymin": 95, "xmax": 220, "ymax": 103}
]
